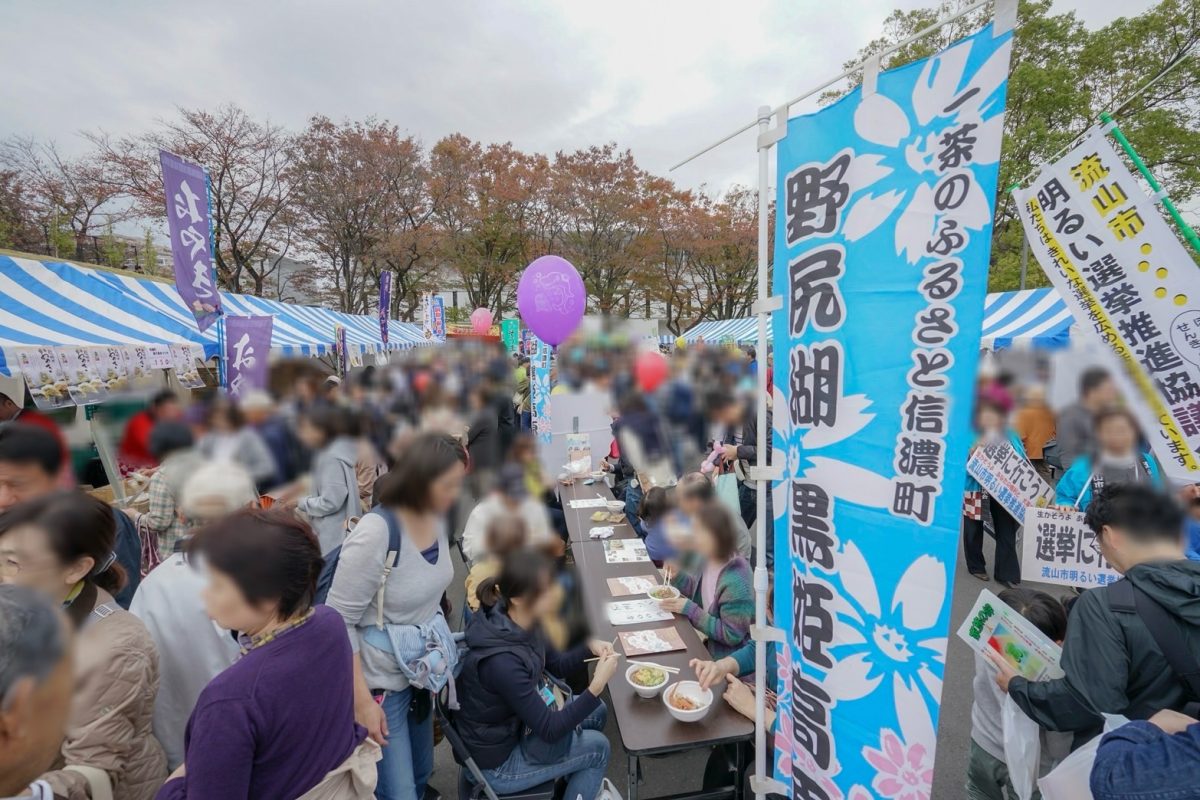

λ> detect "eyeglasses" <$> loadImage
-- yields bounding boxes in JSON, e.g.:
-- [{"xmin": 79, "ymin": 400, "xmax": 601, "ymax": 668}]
[{"xmin": 1087, "ymin": 536, "xmax": 1103, "ymax": 557}]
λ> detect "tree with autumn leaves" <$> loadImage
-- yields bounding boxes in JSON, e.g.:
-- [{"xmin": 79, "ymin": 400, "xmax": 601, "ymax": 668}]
[{"xmin": 2, "ymin": 0, "xmax": 1194, "ymax": 321}]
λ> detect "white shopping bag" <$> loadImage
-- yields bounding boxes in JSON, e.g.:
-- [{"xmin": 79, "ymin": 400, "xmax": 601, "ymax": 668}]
[
  {"xmin": 1002, "ymin": 695, "xmax": 1041, "ymax": 800},
  {"xmin": 1037, "ymin": 714, "xmax": 1128, "ymax": 800}
]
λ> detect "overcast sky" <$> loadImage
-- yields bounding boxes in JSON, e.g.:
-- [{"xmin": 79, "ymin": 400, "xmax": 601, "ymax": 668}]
[{"xmin": 1, "ymin": 0, "xmax": 1156, "ymax": 195}]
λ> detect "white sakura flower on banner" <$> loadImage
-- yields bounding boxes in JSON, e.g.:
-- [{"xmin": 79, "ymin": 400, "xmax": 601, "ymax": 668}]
[
  {"xmin": 819, "ymin": 543, "xmax": 948, "ymax": 708},
  {"xmin": 837, "ymin": 35, "xmax": 1012, "ymax": 256}
]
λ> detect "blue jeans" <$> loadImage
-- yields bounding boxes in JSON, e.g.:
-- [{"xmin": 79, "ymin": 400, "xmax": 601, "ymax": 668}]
[
  {"xmin": 376, "ymin": 687, "xmax": 434, "ymax": 800},
  {"xmin": 479, "ymin": 705, "xmax": 609, "ymax": 800}
]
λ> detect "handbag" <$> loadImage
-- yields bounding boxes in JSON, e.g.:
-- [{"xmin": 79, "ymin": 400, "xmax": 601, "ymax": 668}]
[{"xmin": 518, "ymin": 674, "xmax": 575, "ymax": 765}]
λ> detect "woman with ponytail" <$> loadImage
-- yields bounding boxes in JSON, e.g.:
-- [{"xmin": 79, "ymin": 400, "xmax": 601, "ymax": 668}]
[
  {"xmin": 157, "ymin": 510, "xmax": 374, "ymax": 799},
  {"xmin": 0, "ymin": 491, "xmax": 167, "ymax": 799},
  {"xmin": 459, "ymin": 547, "xmax": 619, "ymax": 800}
]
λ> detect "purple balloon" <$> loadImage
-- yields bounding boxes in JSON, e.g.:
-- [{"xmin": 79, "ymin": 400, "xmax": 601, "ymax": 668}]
[{"xmin": 517, "ymin": 255, "xmax": 586, "ymax": 345}]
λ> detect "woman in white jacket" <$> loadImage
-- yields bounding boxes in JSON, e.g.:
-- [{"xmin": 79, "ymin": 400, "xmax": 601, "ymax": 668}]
[{"xmin": 295, "ymin": 406, "xmax": 362, "ymax": 555}]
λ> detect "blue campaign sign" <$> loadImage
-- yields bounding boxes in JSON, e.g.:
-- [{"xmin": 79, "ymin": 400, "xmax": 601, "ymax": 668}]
[{"xmin": 770, "ymin": 22, "xmax": 1012, "ymax": 799}]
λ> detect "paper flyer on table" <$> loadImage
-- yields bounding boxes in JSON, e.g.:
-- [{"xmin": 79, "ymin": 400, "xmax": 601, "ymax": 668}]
[
  {"xmin": 956, "ymin": 589, "xmax": 1063, "ymax": 681},
  {"xmin": 603, "ymin": 539, "xmax": 650, "ymax": 564},
  {"xmin": 569, "ymin": 497, "xmax": 608, "ymax": 509},
  {"xmin": 606, "ymin": 576, "xmax": 660, "ymax": 597},
  {"xmin": 606, "ymin": 599, "xmax": 673, "ymax": 626}
]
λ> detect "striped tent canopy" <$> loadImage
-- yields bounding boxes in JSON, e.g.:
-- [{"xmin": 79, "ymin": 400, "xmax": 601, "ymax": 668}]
[
  {"xmin": 678, "ymin": 288, "xmax": 1075, "ymax": 350},
  {"xmin": 0, "ymin": 253, "xmax": 428, "ymax": 376},
  {"xmin": 680, "ymin": 317, "xmax": 760, "ymax": 345},
  {"xmin": 981, "ymin": 288, "xmax": 1073, "ymax": 350},
  {"xmin": 88, "ymin": 262, "xmax": 427, "ymax": 356},
  {"xmin": 0, "ymin": 255, "xmax": 213, "ymax": 376}
]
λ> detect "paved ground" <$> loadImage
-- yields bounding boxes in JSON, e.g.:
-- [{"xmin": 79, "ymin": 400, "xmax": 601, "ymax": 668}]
[{"xmin": 430, "ymin": 531, "xmax": 1061, "ymax": 799}]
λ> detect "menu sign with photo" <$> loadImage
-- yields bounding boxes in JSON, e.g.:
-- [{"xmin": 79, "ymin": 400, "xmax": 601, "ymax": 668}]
[
  {"xmin": 13, "ymin": 347, "xmax": 71, "ymax": 409},
  {"xmin": 56, "ymin": 346, "xmax": 110, "ymax": 405},
  {"xmin": 1021, "ymin": 507, "xmax": 1121, "ymax": 588},
  {"xmin": 170, "ymin": 344, "xmax": 205, "ymax": 389},
  {"xmin": 95, "ymin": 346, "xmax": 132, "ymax": 394},
  {"xmin": 956, "ymin": 588, "xmax": 1063, "ymax": 681}
]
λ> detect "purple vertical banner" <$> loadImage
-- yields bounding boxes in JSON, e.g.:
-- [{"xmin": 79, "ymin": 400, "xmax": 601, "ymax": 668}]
[
  {"xmin": 224, "ymin": 315, "xmax": 273, "ymax": 399},
  {"xmin": 159, "ymin": 151, "xmax": 221, "ymax": 331},
  {"xmin": 379, "ymin": 272, "xmax": 392, "ymax": 345}
]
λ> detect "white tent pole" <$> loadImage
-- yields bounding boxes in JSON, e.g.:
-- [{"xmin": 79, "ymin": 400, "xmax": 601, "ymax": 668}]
[
  {"xmin": 752, "ymin": 104, "xmax": 772, "ymax": 800},
  {"xmin": 669, "ymin": 0, "xmax": 991, "ymax": 172}
]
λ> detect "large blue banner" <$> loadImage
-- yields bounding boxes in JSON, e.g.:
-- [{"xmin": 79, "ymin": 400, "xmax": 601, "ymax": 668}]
[{"xmin": 771, "ymin": 23, "xmax": 1012, "ymax": 799}]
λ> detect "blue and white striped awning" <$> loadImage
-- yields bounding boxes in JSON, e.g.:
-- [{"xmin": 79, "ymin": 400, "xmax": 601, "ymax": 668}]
[
  {"xmin": 682, "ymin": 318, "xmax": 760, "ymax": 344},
  {"xmin": 981, "ymin": 288, "xmax": 1073, "ymax": 350},
  {"xmin": 0, "ymin": 253, "xmax": 431, "ymax": 375},
  {"xmin": 680, "ymin": 289, "xmax": 1075, "ymax": 351},
  {"xmin": 0, "ymin": 255, "xmax": 213, "ymax": 376},
  {"xmin": 90, "ymin": 265, "xmax": 427, "ymax": 357}
]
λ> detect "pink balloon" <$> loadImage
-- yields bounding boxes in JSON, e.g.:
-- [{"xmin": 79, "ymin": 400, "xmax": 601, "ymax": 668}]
[
  {"xmin": 470, "ymin": 307, "xmax": 494, "ymax": 334},
  {"xmin": 517, "ymin": 255, "xmax": 586, "ymax": 346}
]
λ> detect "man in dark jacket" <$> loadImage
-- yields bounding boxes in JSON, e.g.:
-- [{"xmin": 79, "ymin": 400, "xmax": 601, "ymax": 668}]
[
  {"xmin": 1090, "ymin": 709, "xmax": 1200, "ymax": 798},
  {"xmin": 989, "ymin": 484, "xmax": 1200, "ymax": 748}
]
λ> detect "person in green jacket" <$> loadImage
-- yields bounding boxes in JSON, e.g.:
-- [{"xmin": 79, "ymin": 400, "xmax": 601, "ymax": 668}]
[{"xmin": 1054, "ymin": 407, "xmax": 1163, "ymax": 511}]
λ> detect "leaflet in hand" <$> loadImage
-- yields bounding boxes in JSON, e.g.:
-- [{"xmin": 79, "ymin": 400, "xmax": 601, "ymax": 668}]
[{"xmin": 956, "ymin": 589, "xmax": 1063, "ymax": 681}]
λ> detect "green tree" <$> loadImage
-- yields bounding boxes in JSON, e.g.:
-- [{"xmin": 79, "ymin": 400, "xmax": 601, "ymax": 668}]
[
  {"xmin": 140, "ymin": 227, "xmax": 158, "ymax": 275},
  {"xmin": 99, "ymin": 221, "xmax": 125, "ymax": 268},
  {"xmin": 827, "ymin": 0, "xmax": 1200, "ymax": 290}
]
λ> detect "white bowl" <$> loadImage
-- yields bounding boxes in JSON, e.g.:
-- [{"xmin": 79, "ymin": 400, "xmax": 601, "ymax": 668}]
[
  {"xmin": 605, "ymin": 500, "xmax": 624, "ymax": 513},
  {"xmin": 646, "ymin": 585, "xmax": 680, "ymax": 602},
  {"xmin": 662, "ymin": 681, "xmax": 713, "ymax": 722},
  {"xmin": 625, "ymin": 663, "xmax": 670, "ymax": 698}
]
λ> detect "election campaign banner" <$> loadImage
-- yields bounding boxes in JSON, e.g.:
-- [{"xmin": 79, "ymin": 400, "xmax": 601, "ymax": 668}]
[
  {"xmin": 1016, "ymin": 126, "xmax": 1200, "ymax": 481},
  {"xmin": 770, "ymin": 22, "xmax": 1013, "ymax": 799},
  {"xmin": 379, "ymin": 272, "xmax": 391, "ymax": 345},
  {"xmin": 1021, "ymin": 507, "xmax": 1121, "ymax": 589},
  {"xmin": 532, "ymin": 335, "xmax": 553, "ymax": 447},
  {"xmin": 225, "ymin": 316, "xmax": 273, "ymax": 399},
  {"xmin": 965, "ymin": 438, "xmax": 1055, "ymax": 523},
  {"xmin": 160, "ymin": 151, "xmax": 221, "ymax": 331},
  {"xmin": 431, "ymin": 296, "xmax": 446, "ymax": 342}
]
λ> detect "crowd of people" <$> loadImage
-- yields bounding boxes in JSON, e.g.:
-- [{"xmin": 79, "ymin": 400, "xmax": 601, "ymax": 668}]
[
  {"xmin": 0, "ymin": 338, "xmax": 1197, "ymax": 800},
  {"xmin": 0, "ymin": 339, "xmax": 776, "ymax": 800},
  {"xmin": 964, "ymin": 366, "xmax": 1200, "ymax": 799}
]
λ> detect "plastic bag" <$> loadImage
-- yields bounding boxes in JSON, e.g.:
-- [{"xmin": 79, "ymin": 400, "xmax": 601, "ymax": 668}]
[
  {"xmin": 715, "ymin": 473, "xmax": 741, "ymax": 519},
  {"xmin": 1002, "ymin": 694, "xmax": 1040, "ymax": 800},
  {"xmin": 1037, "ymin": 714, "xmax": 1128, "ymax": 800}
]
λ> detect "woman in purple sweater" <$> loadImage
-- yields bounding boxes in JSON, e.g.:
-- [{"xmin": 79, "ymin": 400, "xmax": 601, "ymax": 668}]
[{"xmin": 156, "ymin": 510, "xmax": 367, "ymax": 800}]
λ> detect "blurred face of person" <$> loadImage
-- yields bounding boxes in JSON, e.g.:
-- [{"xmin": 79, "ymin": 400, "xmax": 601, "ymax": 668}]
[
  {"xmin": 202, "ymin": 567, "xmax": 277, "ymax": 634},
  {"xmin": 0, "ymin": 632, "xmax": 73, "ymax": 797},
  {"xmin": 296, "ymin": 418, "xmax": 326, "ymax": 451},
  {"xmin": 1088, "ymin": 378, "xmax": 1118, "ymax": 409},
  {"xmin": 508, "ymin": 571, "xmax": 557, "ymax": 623},
  {"xmin": 1097, "ymin": 415, "xmax": 1137, "ymax": 457},
  {"xmin": 0, "ymin": 524, "xmax": 91, "ymax": 603},
  {"xmin": 976, "ymin": 406, "xmax": 1004, "ymax": 435},
  {"xmin": 0, "ymin": 461, "xmax": 55, "ymax": 512},
  {"xmin": 209, "ymin": 407, "xmax": 235, "ymax": 433},
  {"xmin": 0, "ymin": 395, "xmax": 20, "ymax": 422},
  {"xmin": 678, "ymin": 492, "xmax": 702, "ymax": 517},
  {"xmin": 427, "ymin": 462, "xmax": 466, "ymax": 515},
  {"xmin": 713, "ymin": 402, "xmax": 741, "ymax": 428},
  {"xmin": 243, "ymin": 407, "xmax": 271, "ymax": 426},
  {"xmin": 694, "ymin": 519, "xmax": 719, "ymax": 561},
  {"xmin": 156, "ymin": 398, "xmax": 183, "ymax": 423}
]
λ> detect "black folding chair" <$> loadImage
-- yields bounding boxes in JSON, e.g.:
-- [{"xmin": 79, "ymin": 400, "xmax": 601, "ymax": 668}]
[{"xmin": 433, "ymin": 687, "xmax": 559, "ymax": 800}]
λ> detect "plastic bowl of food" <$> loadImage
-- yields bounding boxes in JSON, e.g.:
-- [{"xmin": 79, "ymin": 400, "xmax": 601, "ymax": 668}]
[
  {"xmin": 646, "ymin": 585, "xmax": 680, "ymax": 602},
  {"xmin": 605, "ymin": 500, "xmax": 624, "ymax": 513},
  {"xmin": 663, "ymin": 681, "xmax": 713, "ymax": 722},
  {"xmin": 625, "ymin": 664, "xmax": 670, "ymax": 698}
]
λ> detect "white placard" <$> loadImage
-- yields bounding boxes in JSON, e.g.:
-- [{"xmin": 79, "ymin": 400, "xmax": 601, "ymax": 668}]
[
  {"xmin": 1021, "ymin": 507, "xmax": 1121, "ymax": 588},
  {"xmin": 965, "ymin": 438, "xmax": 1055, "ymax": 523}
]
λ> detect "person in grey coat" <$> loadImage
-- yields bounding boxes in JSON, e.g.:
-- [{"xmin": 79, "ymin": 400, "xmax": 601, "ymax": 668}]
[
  {"xmin": 1055, "ymin": 367, "xmax": 1118, "ymax": 470},
  {"xmin": 196, "ymin": 399, "xmax": 279, "ymax": 492},
  {"xmin": 295, "ymin": 406, "xmax": 362, "ymax": 555}
]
